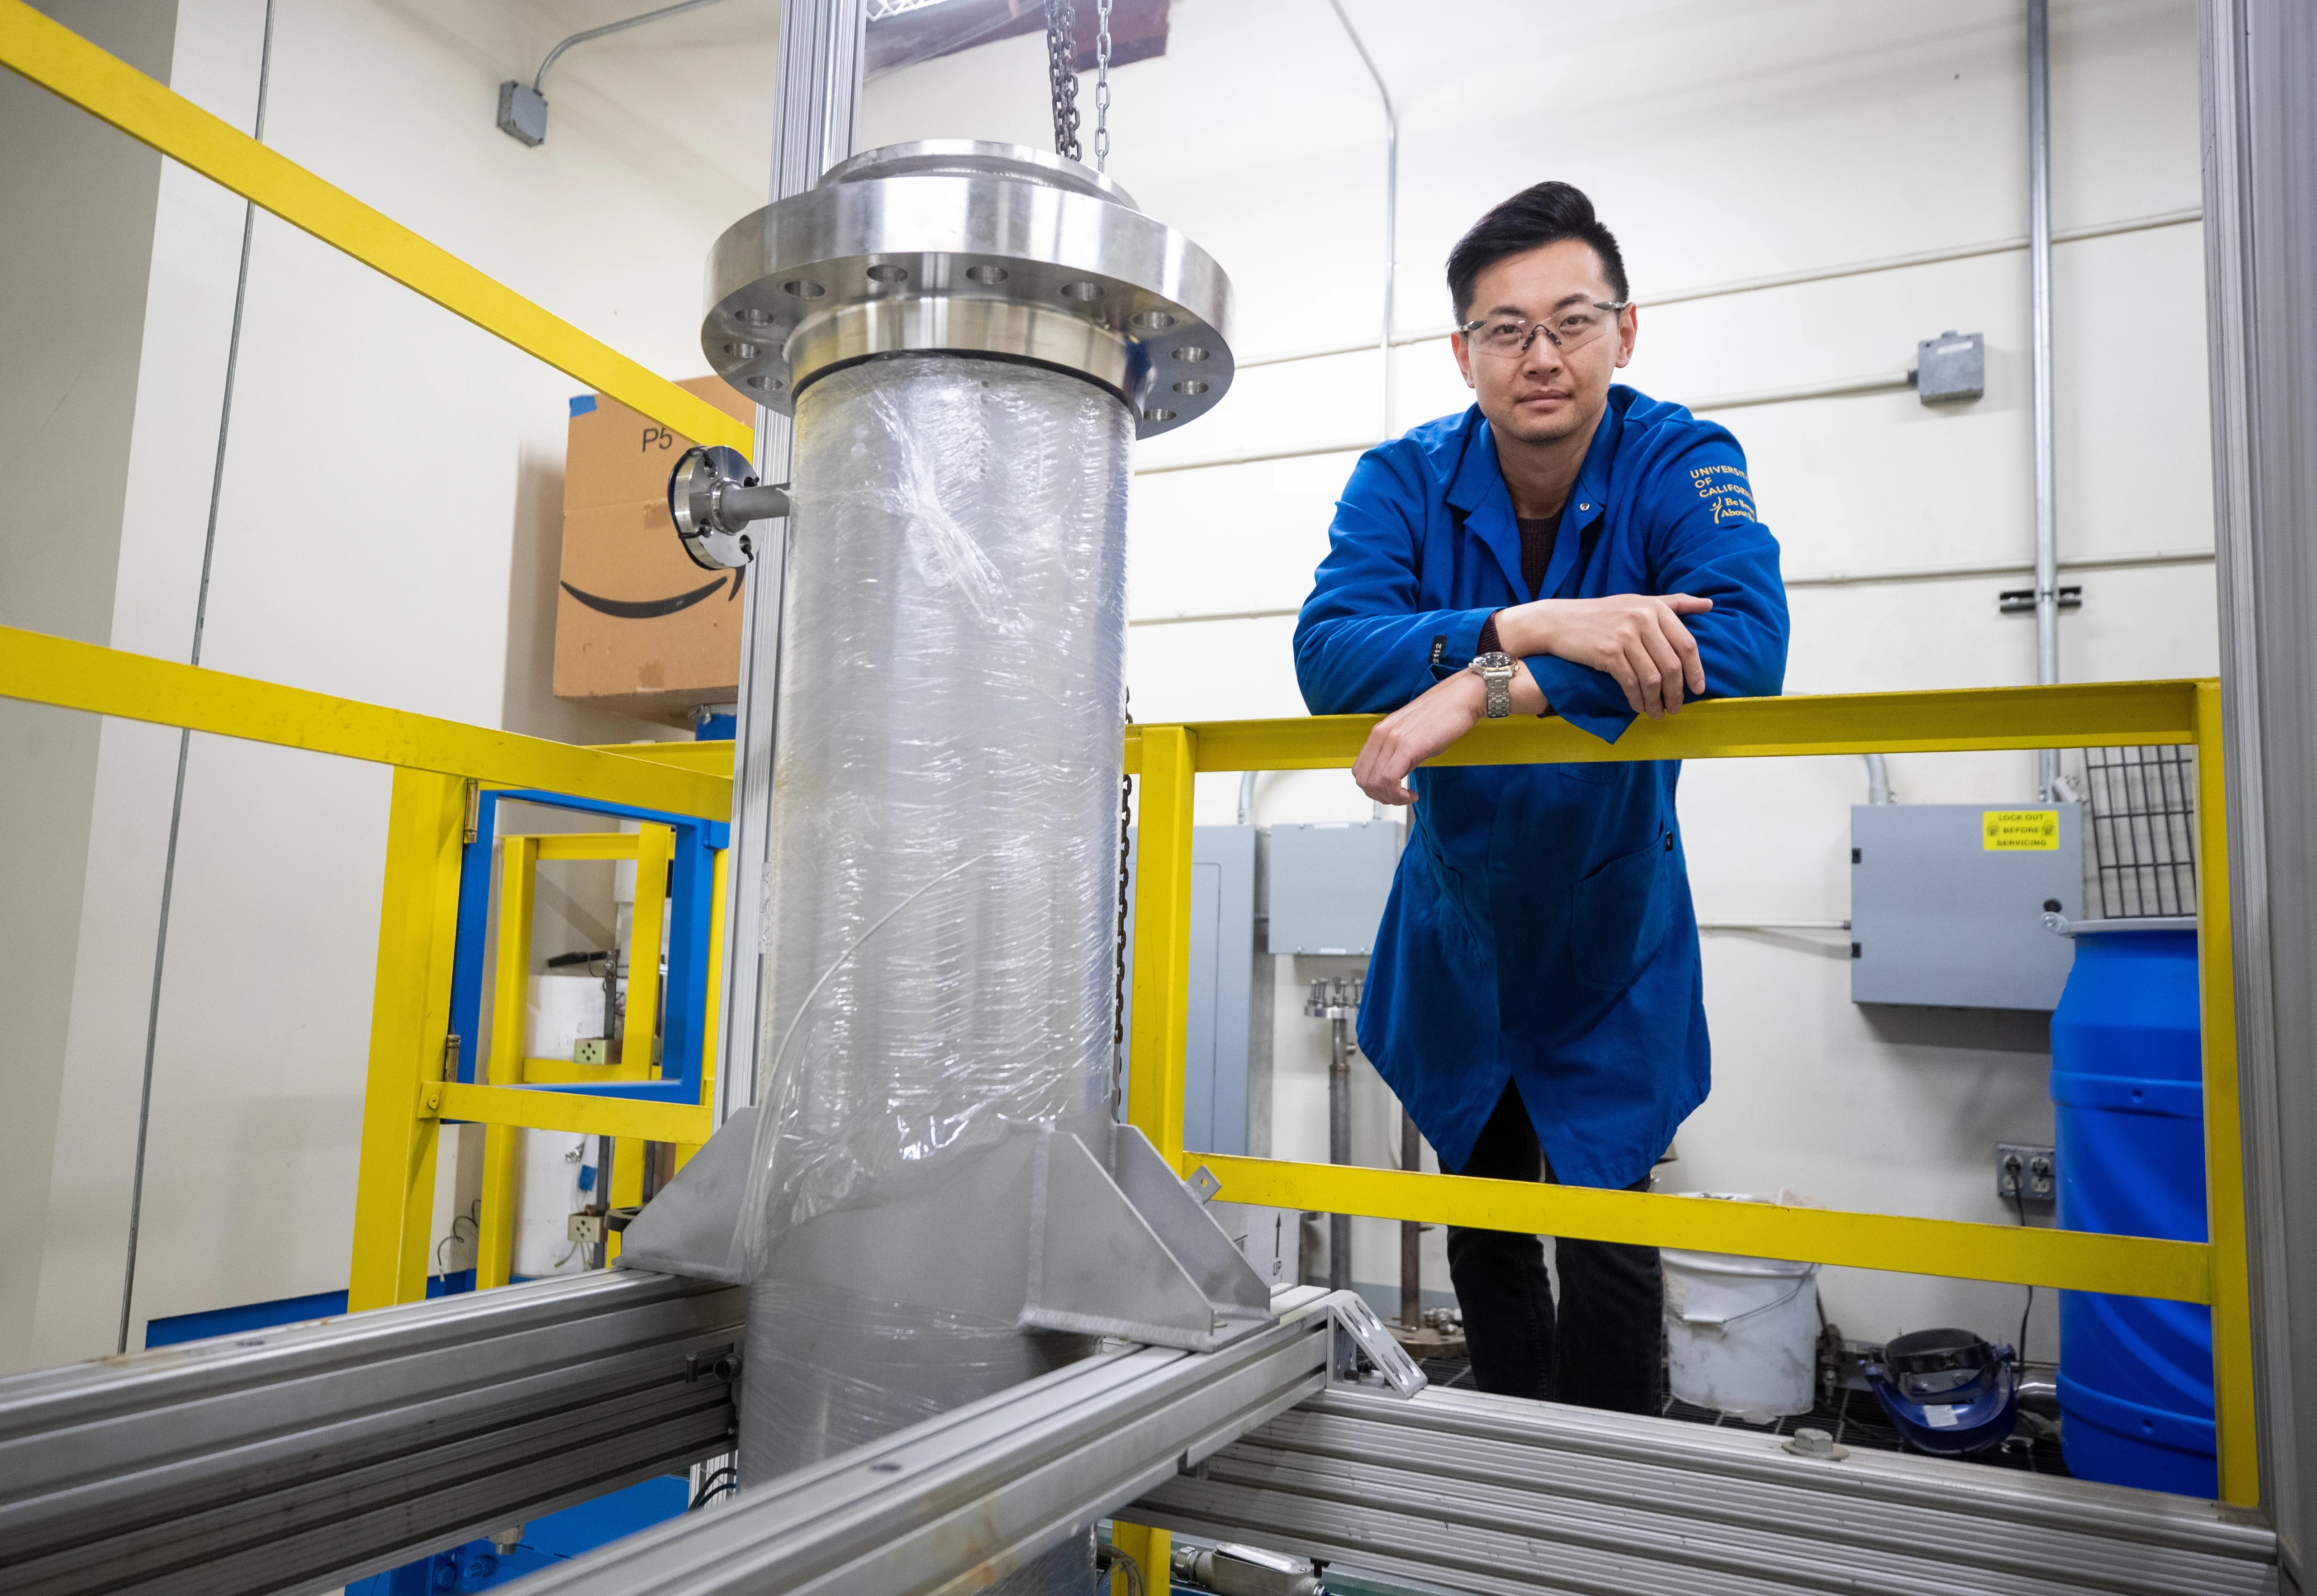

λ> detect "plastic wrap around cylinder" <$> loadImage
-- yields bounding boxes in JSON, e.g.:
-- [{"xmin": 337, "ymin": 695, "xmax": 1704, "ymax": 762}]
[{"xmin": 736, "ymin": 356, "xmax": 1130, "ymax": 1504}]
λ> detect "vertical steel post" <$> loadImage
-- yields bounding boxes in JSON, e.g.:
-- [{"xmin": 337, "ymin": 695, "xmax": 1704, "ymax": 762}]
[
  {"xmin": 2195, "ymin": 686, "xmax": 2258, "ymax": 1508},
  {"xmin": 476, "ymin": 836, "xmax": 538, "ymax": 1291},
  {"xmin": 606, "ymin": 823, "xmax": 674, "ymax": 1262},
  {"xmin": 2027, "ymin": 0, "xmax": 2060, "ymax": 797},
  {"xmin": 1328, "ymin": 1014, "xmax": 1351, "ymax": 1294},
  {"xmin": 348, "ymin": 770, "xmax": 467, "ymax": 1312},
  {"xmin": 1401, "ymin": 1110, "xmax": 1422, "ymax": 1328},
  {"xmin": 2199, "ymin": 0, "xmax": 2317, "ymax": 1541},
  {"xmin": 717, "ymin": 0, "xmax": 864, "ymax": 1126},
  {"xmin": 1127, "ymin": 725, "xmax": 1197, "ymax": 1168}
]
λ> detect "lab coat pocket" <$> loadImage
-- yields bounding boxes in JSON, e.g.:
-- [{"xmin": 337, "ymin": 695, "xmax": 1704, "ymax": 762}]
[{"xmin": 1568, "ymin": 829, "xmax": 1675, "ymax": 994}]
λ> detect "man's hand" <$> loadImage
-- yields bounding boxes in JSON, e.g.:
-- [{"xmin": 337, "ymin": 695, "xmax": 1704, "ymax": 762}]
[
  {"xmin": 1354, "ymin": 672, "xmax": 1487, "ymax": 806},
  {"xmin": 1495, "ymin": 593, "xmax": 1712, "ymax": 719}
]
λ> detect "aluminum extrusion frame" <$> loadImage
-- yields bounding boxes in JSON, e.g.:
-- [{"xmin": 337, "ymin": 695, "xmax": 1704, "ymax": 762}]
[
  {"xmin": 412, "ymin": 1294, "xmax": 1339, "ymax": 1596},
  {"xmin": 0, "ymin": 1272, "xmax": 744, "ymax": 1596},
  {"xmin": 1140, "ymin": 1383, "xmax": 2279, "ymax": 1596}
]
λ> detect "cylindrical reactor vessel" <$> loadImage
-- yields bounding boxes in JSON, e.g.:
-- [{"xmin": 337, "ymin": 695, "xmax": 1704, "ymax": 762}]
[{"xmin": 696, "ymin": 143, "xmax": 1234, "ymax": 1504}]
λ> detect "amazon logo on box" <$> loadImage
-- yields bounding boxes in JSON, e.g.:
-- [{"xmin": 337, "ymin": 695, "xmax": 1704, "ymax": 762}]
[{"xmin": 553, "ymin": 378, "xmax": 755, "ymax": 724}]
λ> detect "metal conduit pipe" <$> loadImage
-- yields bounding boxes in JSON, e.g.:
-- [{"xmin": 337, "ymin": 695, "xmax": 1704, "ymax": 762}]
[
  {"xmin": 2028, "ymin": 0, "xmax": 2061, "ymax": 797},
  {"xmin": 687, "ymin": 146, "xmax": 1238, "ymax": 1581},
  {"xmin": 1324, "ymin": 0, "xmax": 1397, "ymax": 444}
]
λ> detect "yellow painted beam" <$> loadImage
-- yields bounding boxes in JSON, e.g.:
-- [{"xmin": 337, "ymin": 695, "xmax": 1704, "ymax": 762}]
[
  {"xmin": 677, "ymin": 847, "xmax": 730, "ymax": 1174},
  {"xmin": 584, "ymin": 740, "xmax": 736, "ymax": 779},
  {"xmin": 2198, "ymin": 683, "xmax": 2259, "ymax": 1507},
  {"xmin": 0, "ymin": 626, "xmax": 730, "ymax": 820},
  {"xmin": 1192, "ymin": 1154, "xmax": 2213, "ymax": 1305},
  {"xmin": 433, "ymin": 1082, "xmax": 715, "ymax": 1145},
  {"xmin": 1128, "ymin": 726, "xmax": 1196, "ymax": 1166},
  {"xmin": 1135, "ymin": 679, "xmax": 2204, "ymax": 774},
  {"xmin": 1110, "ymin": 1524, "xmax": 1169, "ymax": 1596},
  {"xmin": 0, "ymin": 1, "xmax": 750, "ymax": 455},
  {"xmin": 477, "ymin": 837, "xmax": 539, "ymax": 1291},
  {"xmin": 347, "ymin": 771, "xmax": 465, "ymax": 1311}
]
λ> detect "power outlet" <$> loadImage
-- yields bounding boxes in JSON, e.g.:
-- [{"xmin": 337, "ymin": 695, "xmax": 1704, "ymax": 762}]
[{"xmin": 1997, "ymin": 1143, "xmax": 2056, "ymax": 1204}]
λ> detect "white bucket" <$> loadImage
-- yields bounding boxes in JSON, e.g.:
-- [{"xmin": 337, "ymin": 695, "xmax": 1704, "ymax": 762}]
[{"xmin": 1662, "ymin": 1193, "xmax": 1821, "ymax": 1421}]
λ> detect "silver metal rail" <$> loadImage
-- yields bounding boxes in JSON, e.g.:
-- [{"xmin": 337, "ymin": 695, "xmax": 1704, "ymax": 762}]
[
  {"xmin": 1138, "ymin": 1383, "xmax": 2277, "ymax": 1596},
  {"xmin": 0, "ymin": 1271, "xmax": 745, "ymax": 1596},
  {"xmin": 487, "ymin": 1294, "xmax": 1337, "ymax": 1595}
]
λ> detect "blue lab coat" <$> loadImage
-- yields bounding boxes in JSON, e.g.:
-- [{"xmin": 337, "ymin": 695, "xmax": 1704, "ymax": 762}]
[{"xmin": 1293, "ymin": 387, "xmax": 1790, "ymax": 1191}]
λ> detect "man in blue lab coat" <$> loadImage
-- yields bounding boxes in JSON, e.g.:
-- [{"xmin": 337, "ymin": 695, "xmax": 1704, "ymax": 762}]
[{"xmin": 1293, "ymin": 182, "xmax": 1789, "ymax": 1410}]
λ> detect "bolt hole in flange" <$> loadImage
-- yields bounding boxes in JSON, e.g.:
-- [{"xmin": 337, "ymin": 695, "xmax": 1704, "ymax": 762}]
[{"xmin": 699, "ymin": 143, "xmax": 1236, "ymax": 442}]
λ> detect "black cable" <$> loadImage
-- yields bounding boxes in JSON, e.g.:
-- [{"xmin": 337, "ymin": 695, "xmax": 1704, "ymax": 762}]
[
  {"xmin": 688, "ymin": 1467, "xmax": 738, "ymax": 1510},
  {"xmin": 2011, "ymin": 1180, "xmax": 2034, "ymax": 1363}
]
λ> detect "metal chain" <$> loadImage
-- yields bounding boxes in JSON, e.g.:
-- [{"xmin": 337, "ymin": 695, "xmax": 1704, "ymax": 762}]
[
  {"xmin": 1093, "ymin": 0, "xmax": 1113, "ymax": 171},
  {"xmin": 1043, "ymin": 0, "xmax": 1081, "ymax": 162},
  {"xmin": 1112, "ymin": 690, "xmax": 1134, "ymax": 1108}
]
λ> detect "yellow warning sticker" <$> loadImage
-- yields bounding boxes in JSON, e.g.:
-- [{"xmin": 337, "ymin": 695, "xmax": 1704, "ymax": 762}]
[{"xmin": 1983, "ymin": 810, "xmax": 2060, "ymax": 850}]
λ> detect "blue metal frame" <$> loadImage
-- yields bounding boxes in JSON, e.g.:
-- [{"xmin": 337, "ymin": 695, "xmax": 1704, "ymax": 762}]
[{"xmin": 446, "ymin": 788, "xmax": 727, "ymax": 1108}]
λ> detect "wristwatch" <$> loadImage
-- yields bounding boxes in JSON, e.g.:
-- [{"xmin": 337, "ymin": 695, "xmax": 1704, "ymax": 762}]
[{"xmin": 1468, "ymin": 651, "xmax": 1516, "ymax": 718}]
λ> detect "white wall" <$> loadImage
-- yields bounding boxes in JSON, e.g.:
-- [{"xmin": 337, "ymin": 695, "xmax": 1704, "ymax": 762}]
[
  {"xmin": 866, "ymin": 0, "xmax": 2213, "ymax": 1357},
  {"xmin": 5, "ymin": 0, "xmax": 777, "ymax": 1372}
]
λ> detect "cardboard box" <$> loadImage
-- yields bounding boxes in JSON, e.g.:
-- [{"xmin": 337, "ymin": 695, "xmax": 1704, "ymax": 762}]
[{"xmin": 553, "ymin": 376, "xmax": 756, "ymax": 724}]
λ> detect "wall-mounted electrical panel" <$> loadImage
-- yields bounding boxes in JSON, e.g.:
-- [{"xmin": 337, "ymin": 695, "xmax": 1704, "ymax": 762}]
[
  {"xmin": 1850, "ymin": 803, "xmax": 2080, "ymax": 1009},
  {"xmin": 1264, "ymin": 821, "xmax": 1402, "ymax": 955}
]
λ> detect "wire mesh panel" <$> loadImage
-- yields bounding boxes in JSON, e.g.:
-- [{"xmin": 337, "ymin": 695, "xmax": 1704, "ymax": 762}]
[{"xmin": 2081, "ymin": 746, "xmax": 2198, "ymax": 917}]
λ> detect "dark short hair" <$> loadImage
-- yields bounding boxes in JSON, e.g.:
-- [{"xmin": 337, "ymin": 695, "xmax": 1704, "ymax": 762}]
[{"xmin": 1446, "ymin": 181, "xmax": 1628, "ymax": 321}]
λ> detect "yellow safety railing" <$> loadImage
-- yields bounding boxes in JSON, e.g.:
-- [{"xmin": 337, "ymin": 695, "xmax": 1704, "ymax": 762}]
[
  {"xmin": 1121, "ymin": 677, "xmax": 2255, "ymax": 1507},
  {"xmin": 0, "ymin": 625, "xmax": 738, "ymax": 1311},
  {"xmin": 0, "ymin": 0, "xmax": 755, "ymax": 1314}
]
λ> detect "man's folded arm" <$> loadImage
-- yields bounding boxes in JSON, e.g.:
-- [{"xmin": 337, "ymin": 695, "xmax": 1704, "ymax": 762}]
[
  {"xmin": 1295, "ymin": 450, "xmax": 1498, "ymax": 716},
  {"xmin": 1524, "ymin": 440, "xmax": 1790, "ymax": 741}
]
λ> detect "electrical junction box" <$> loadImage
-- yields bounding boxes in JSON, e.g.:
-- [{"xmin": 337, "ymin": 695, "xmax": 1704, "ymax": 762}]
[
  {"xmin": 1850, "ymin": 803, "xmax": 2080, "ymax": 1010},
  {"xmin": 1265, "ymin": 821, "xmax": 1402, "ymax": 955},
  {"xmin": 1917, "ymin": 330, "xmax": 1985, "ymax": 404}
]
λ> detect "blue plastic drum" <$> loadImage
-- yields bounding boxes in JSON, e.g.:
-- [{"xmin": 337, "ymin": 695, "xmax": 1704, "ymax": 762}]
[{"xmin": 2050, "ymin": 926, "xmax": 2215, "ymax": 1497}]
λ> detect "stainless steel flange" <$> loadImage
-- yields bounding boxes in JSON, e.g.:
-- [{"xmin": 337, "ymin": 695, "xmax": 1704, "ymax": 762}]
[{"xmin": 700, "ymin": 140, "xmax": 1234, "ymax": 438}]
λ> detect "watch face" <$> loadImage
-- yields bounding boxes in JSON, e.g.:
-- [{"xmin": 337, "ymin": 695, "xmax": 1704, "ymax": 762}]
[{"xmin": 1474, "ymin": 651, "xmax": 1515, "ymax": 671}]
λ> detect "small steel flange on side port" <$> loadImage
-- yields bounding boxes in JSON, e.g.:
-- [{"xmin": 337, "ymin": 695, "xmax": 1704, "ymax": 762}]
[{"xmin": 668, "ymin": 444, "xmax": 791, "ymax": 572}]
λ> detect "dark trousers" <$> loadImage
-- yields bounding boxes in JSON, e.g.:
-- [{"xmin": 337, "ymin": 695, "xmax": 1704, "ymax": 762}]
[{"xmin": 1445, "ymin": 1080, "xmax": 1662, "ymax": 1411}]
